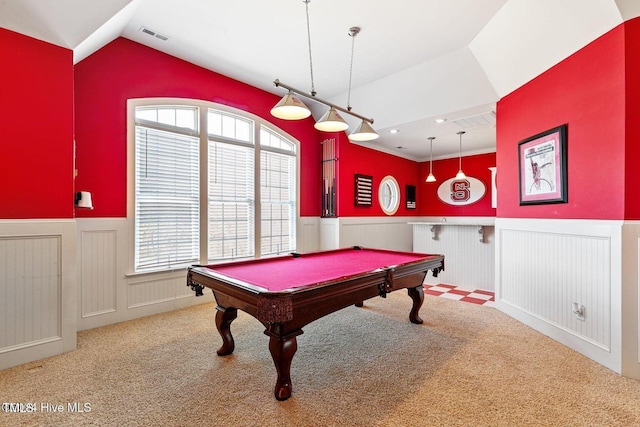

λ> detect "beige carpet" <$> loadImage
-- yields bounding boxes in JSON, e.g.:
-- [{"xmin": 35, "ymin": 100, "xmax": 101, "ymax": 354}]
[{"xmin": 2, "ymin": 292, "xmax": 640, "ymax": 427}]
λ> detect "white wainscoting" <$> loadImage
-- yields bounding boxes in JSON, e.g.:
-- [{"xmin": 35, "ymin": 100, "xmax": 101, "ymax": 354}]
[
  {"xmin": 319, "ymin": 216, "xmax": 423, "ymax": 252},
  {"xmin": 0, "ymin": 220, "xmax": 77, "ymax": 370},
  {"xmin": 411, "ymin": 218, "xmax": 495, "ymax": 291},
  {"xmin": 77, "ymin": 218, "xmax": 212, "ymax": 331},
  {"xmin": 81, "ymin": 229, "xmax": 117, "ymax": 318},
  {"xmin": 298, "ymin": 216, "xmax": 320, "ymax": 253},
  {"xmin": 495, "ymin": 218, "xmax": 639, "ymax": 377},
  {"xmin": 128, "ymin": 274, "xmax": 194, "ymax": 308}
]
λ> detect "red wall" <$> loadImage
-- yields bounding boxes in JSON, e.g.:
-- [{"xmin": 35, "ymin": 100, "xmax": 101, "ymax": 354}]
[
  {"xmin": 418, "ymin": 153, "xmax": 496, "ymax": 217},
  {"xmin": 75, "ymin": 37, "xmax": 495, "ymax": 220},
  {"xmin": 496, "ymin": 23, "xmax": 627, "ymax": 219},
  {"xmin": 336, "ymin": 134, "xmax": 421, "ymax": 216},
  {"xmin": 624, "ymin": 18, "xmax": 640, "ymax": 219},
  {"xmin": 74, "ymin": 38, "xmax": 321, "ymax": 217},
  {"xmin": 334, "ymin": 133, "xmax": 496, "ymax": 217},
  {"xmin": 0, "ymin": 29, "xmax": 74, "ymax": 219}
]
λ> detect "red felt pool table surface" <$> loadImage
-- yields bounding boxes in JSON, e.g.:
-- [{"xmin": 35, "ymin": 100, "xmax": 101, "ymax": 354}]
[{"xmin": 204, "ymin": 247, "xmax": 435, "ymax": 292}]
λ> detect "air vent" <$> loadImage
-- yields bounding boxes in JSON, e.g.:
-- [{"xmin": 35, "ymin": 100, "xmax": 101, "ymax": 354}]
[
  {"xmin": 139, "ymin": 26, "xmax": 169, "ymax": 42},
  {"xmin": 452, "ymin": 111, "xmax": 496, "ymax": 130}
]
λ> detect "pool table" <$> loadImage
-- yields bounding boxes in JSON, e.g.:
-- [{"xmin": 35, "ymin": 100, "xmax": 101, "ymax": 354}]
[{"xmin": 187, "ymin": 246, "xmax": 444, "ymax": 400}]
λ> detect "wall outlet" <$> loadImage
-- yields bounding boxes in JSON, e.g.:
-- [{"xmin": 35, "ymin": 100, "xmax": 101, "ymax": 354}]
[{"xmin": 572, "ymin": 302, "xmax": 585, "ymax": 321}]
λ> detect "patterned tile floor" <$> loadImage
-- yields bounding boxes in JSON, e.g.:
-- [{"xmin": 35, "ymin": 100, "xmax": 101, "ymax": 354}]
[{"xmin": 424, "ymin": 284, "xmax": 495, "ymax": 307}]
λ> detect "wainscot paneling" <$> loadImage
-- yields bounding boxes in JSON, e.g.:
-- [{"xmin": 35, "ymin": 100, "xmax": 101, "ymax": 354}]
[
  {"xmin": 495, "ymin": 218, "xmax": 629, "ymax": 376},
  {"xmin": 339, "ymin": 217, "xmax": 420, "ymax": 252},
  {"xmin": 499, "ymin": 228, "xmax": 611, "ymax": 349},
  {"xmin": 0, "ymin": 220, "xmax": 77, "ymax": 370},
  {"xmin": 411, "ymin": 218, "xmax": 495, "ymax": 291},
  {"xmin": 1, "ymin": 236, "xmax": 61, "ymax": 347},
  {"xmin": 128, "ymin": 274, "xmax": 193, "ymax": 308},
  {"xmin": 81, "ymin": 230, "xmax": 117, "ymax": 317},
  {"xmin": 319, "ymin": 217, "xmax": 339, "ymax": 250},
  {"xmin": 298, "ymin": 216, "xmax": 320, "ymax": 253},
  {"xmin": 320, "ymin": 216, "xmax": 422, "ymax": 252}
]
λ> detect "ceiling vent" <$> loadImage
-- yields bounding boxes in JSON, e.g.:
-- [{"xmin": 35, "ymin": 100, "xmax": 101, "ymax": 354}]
[
  {"xmin": 452, "ymin": 111, "xmax": 496, "ymax": 130},
  {"xmin": 139, "ymin": 26, "xmax": 169, "ymax": 41}
]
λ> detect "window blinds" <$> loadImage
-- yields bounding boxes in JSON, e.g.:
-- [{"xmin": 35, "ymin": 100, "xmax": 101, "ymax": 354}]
[
  {"xmin": 208, "ymin": 140, "xmax": 255, "ymax": 260},
  {"xmin": 135, "ymin": 126, "xmax": 200, "ymax": 270}
]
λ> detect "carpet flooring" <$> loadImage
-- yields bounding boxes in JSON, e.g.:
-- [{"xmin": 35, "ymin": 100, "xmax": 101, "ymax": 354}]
[{"xmin": 1, "ymin": 290, "xmax": 640, "ymax": 426}]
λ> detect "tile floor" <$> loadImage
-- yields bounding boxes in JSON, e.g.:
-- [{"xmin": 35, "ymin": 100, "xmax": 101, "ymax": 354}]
[{"xmin": 424, "ymin": 284, "xmax": 495, "ymax": 307}]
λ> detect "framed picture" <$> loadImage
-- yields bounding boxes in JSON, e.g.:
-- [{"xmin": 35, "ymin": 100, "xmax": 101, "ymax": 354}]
[{"xmin": 518, "ymin": 124, "xmax": 568, "ymax": 205}]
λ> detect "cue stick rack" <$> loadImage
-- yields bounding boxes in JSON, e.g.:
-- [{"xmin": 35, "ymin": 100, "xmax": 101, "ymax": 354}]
[{"xmin": 322, "ymin": 138, "xmax": 337, "ymax": 217}]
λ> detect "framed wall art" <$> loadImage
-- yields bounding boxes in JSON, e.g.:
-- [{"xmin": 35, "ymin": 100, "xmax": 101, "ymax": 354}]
[{"xmin": 518, "ymin": 124, "xmax": 568, "ymax": 205}]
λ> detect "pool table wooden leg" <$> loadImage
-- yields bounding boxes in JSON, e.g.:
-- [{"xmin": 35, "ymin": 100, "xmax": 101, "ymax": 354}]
[
  {"xmin": 268, "ymin": 333, "xmax": 298, "ymax": 401},
  {"xmin": 215, "ymin": 306, "xmax": 237, "ymax": 356},
  {"xmin": 407, "ymin": 285, "xmax": 424, "ymax": 324}
]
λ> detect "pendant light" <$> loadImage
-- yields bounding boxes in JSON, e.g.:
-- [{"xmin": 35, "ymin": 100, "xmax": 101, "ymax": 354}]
[
  {"xmin": 270, "ymin": 1, "xmax": 376, "ymax": 136},
  {"xmin": 346, "ymin": 27, "xmax": 379, "ymax": 142},
  {"xmin": 455, "ymin": 131, "xmax": 466, "ymax": 179},
  {"xmin": 426, "ymin": 137, "xmax": 436, "ymax": 182},
  {"xmin": 270, "ymin": 91, "xmax": 311, "ymax": 120},
  {"xmin": 315, "ymin": 107, "xmax": 349, "ymax": 131},
  {"xmin": 349, "ymin": 120, "xmax": 379, "ymax": 142}
]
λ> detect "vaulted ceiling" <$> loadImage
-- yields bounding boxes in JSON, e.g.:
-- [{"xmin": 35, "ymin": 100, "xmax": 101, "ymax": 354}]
[{"xmin": 2, "ymin": 0, "xmax": 638, "ymax": 160}]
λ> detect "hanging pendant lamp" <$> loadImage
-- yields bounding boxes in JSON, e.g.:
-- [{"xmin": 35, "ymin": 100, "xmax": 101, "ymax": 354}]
[
  {"xmin": 270, "ymin": 91, "xmax": 311, "ymax": 120},
  {"xmin": 349, "ymin": 120, "xmax": 379, "ymax": 141},
  {"xmin": 314, "ymin": 107, "xmax": 349, "ymax": 132},
  {"xmin": 426, "ymin": 137, "xmax": 436, "ymax": 182},
  {"xmin": 455, "ymin": 131, "xmax": 466, "ymax": 179},
  {"xmin": 270, "ymin": 5, "xmax": 376, "ymax": 137}
]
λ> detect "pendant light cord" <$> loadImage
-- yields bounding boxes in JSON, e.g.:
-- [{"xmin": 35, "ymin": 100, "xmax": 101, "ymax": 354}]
[
  {"xmin": 429, "ymin": 138, "xmax": 434, "ymax": 168},
  {"xmin": 304, "ymin": 0, "xmax": 316, "ymax": 96},
  {"xmin": 459, "ymin": 135, "xmax": 462, "ymax": 170},
  {"xmin": 458, "ymin": 131, "xmax": 465, "ymax": 171},
  {"xmin": 347, "ymin": 27, "xmax": 358, "ymax": 111}
]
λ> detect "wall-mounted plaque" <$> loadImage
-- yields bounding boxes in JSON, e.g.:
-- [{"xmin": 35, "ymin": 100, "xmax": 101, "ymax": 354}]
[{"xmin": 354, "ymin": 174, "xmax": 373, "ymax": 206}]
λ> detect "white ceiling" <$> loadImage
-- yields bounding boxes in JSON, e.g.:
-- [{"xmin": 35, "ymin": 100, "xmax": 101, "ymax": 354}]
[{"xmin": 1, "ymin": 0, "xmax": 638, "ymax": 161}]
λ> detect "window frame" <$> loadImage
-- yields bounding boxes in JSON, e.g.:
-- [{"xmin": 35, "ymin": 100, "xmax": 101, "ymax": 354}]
[
  {"xmin": 127, "ymin": 98, "xmax": 300, "ymax": 274},
  {"xmin": 378, "ymin": 175, "xmax": 400, "ymax": 216}
]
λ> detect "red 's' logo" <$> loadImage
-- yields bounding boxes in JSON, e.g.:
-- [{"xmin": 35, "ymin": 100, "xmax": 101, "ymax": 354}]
[{"xmin": 451, "ymin": 180, "xmax": 470, "ymax": 202}]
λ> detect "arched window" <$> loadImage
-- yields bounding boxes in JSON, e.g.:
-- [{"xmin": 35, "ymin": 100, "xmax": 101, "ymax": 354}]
[{"xmin": 129, "ymin": 99, "xmax": 298, "ymax": 272}]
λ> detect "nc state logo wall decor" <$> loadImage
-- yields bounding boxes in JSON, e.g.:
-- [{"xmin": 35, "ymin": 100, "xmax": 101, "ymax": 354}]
[{"xmin": 437, "ymin": 177, "xmax": 486, "ymax": 206}]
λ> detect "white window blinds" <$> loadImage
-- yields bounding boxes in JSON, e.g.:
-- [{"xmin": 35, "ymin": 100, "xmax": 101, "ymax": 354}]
[
  {"xmin": 260, "ymin": 149, "xmax": 296, "ymax": 256},
  {"xmin": 135, "ymin": 126, "xmax": 200, "ymax": 271},
  {"xmin": 208, "ymin": 140, "xmax": 255, "ymax": 260},
  {"xmin": 132, "ymin": 102, "xmax": 297, "ymax": 273}
]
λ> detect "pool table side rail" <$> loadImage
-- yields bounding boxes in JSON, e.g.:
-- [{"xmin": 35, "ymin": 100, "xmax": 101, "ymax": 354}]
[
  {"xmin": 187, "ymin": 254, "xmax": 444, "ymax": 328},
  {"xmin": 187, "ymin": 255, "xmax": 443, "ymax": 296}
]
